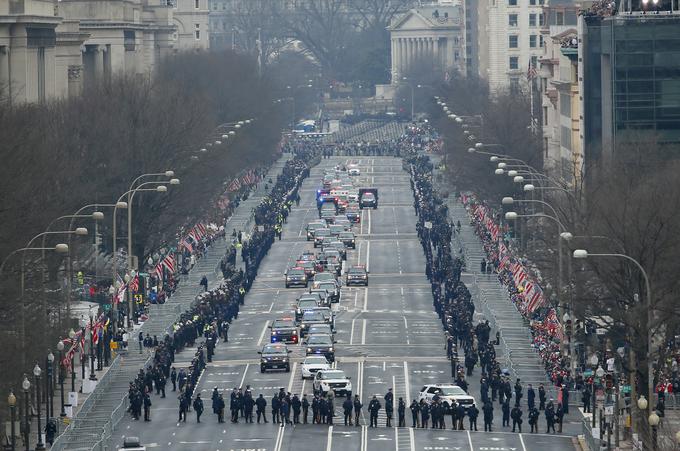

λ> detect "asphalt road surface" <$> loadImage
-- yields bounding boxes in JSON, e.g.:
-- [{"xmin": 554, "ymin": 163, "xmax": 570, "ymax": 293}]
[{"xmin": 112, "ymin": 157, "xmax": 578, "ymax": 451}]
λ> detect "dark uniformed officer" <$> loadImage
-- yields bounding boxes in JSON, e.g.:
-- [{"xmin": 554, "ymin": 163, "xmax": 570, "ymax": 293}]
[
  {"xmin": 271, "ymin": 394, "xmax": 281, "ymax": 424},
  {"xmin": 511, "ymin": 405, "xmax": 523, "ymax": 432},
  {"xmin": 456, "ymin": 403, "xmax": 466, "ymax": 430},
  {"xmin": 170, "ymin": 367, "xmax": 177, "ymax": 391},
  {"xmin": 410, "ymin": 400, "xmax": 419, "ymax": 427},
  {"xmin": 538, "ymin": 384, "xmax": 547, "ymax": 410},
  {"xmin": 244, "ymin": 392, "xmax": 255, "ymax": 423},
  {"xmin": 291, "ymin": 394, "xmax": 301, "ymax": 424},
  {"xmin": 353, "ymin": 395, "xmax": 363, "ymax": 427},
  {"xmin": 178, "ymin": 394, "xmax": 189, "ymax": 422},
  {"xmin": 312, "ymin": 395, "xmax": 320, "ymax": 424},
  {"xmin": 142, "ymin": 393, "xmax": 151, "ymax": 422},
  {"xmin": 420, "ymin": 401, "xmax": 429, "ymax": 428},
  {"xmin": 343, "ymin": 396, "xmax": 354, "ymax": 425},
  {"xmin": 302, "ymin": 394, "xmax": 310, "ymax": 424},
  {"xmin": 384, "ymin": 389, "xmax": 394, "ymax": 427},
  {"xmin": 502, "ymin": 399, "xmax": 510, "ymax": 427},
  {"xmin": 255, "ymin": 394, "xmax": 267, "ymax": 423},
  {"xmin": 368, "ymin": 396, "xmax": 381, "ymax": 427},
  {"xmin": 468, "ymin": 404, "xmax": 479, "ymax": 431},
  {"xmin": 398, "ymin": 397, "xmax": 406, "ymax": 427},
  {"xmin": 528, "ymin": 406, "xmax": 539, "ymax": 433},
  {"xmin": 193, "ymin": 394, "xmax": 204, "ymax": 423},
  {"xmin": 482, "ymin": 401, "xmax": 494, "ymax": 431},
  {"xmin": 215, "ymin": 394, "xmax": 225, "ymax": 423},
  {"xmin": 326, "ymin": 397, "xmax": 334, "ymax": 425}
]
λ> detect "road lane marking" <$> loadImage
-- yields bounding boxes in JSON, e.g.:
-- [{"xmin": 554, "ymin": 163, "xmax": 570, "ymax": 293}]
[
  {"xmin": 287, "ymin": 362, "xmax": 298, "ymax": 393},
  {"xmin": 519, "ymin": 433, "xmax": 528, "ymax": 451},
  {"xmin": 363, "ymin": 288, "xmax": 368, "ymax": 312},
  {"xmin": 366, "ymin": 240, "xmax": 371, "ymax": 272},
  {"xmin": 238, "ymin": 363, "xmax": 250, "ymax": 389},
  {"xmin": 326, "ymin": 425, "xmax": 334, "ymax": 451},
  {"xmin": 350, "ymin": 318, "xmax": 356, "ymax": 345},
  {"xmin": 467, "ymin": 429, "xmax": 474, "ymax": 451},
  {"xmin": 257, "ymin": 321, "xmax": 270, "ymax": 346},
  {"xmin": 368, "ymin": 209, "xmax": 372, "ymax": 235},
  {"xmin": 354, "ymin": 291, "xmax": 359, "ymax": 309},
  {"xmin": 360, "ymin": 209, "xmax": 365, "ymax": 235},
  {"xmin": 273, "ymin": 422, "xmax": 285, "ymax": 451},
  {"xmin": 403, "ymin": 362, "xmax": 411, "ymax": 405},
  {"xmin": 394, "ymin": 424, "xmax": 399, "ymax": 451},
  {"xmin": 409, "ymin": 427, "xmax": 415, "ymax": 451},
  {"xmin": 361, "ymin": 319, "xmax": 367, "ymax": 345}
]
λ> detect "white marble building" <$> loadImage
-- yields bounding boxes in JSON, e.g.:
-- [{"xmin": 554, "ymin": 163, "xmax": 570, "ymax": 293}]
[{"xmin": 387, "ymin": 2, "xmax": 466, "ymax": 82}]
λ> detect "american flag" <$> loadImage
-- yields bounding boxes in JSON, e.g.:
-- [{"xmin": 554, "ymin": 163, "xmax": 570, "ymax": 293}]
[
  {"xmin": 498, "ymin": 242, "xmax": 510, "ymax": 270},
  {"xmin": 161, "ymin": 254, "xmax": 176, "ymax": 273},
  {"xmin": 129, "ymin": 274, "xmax": 139, "ymax": 293},
  {"xmin": 527, "ymin": 284, "xmax": 545, "ymax": 312},
  {"xmin": 527, "ymin": 59, "xmax": 538, "ymax": 81},
  {"xmin": 181, "ymin": 237, "xmax": 194, "ymax": 253},
  {"xmin": 155, "ymin": 262, "xmax": 164, "ymax": 281}
]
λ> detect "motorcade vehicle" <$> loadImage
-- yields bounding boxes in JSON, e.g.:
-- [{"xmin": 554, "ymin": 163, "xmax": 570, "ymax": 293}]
[
  {"xmin": 346, "ymin": 265, "xmax": 368, "ymax": 286},
  {"xmin": 304, "ymin": 333, "xmax": 336, "ymax": 362},
  {"xmin": 301, "ymin": 355, "xmax": 330, "ymax": 379},
  {"xmin": 270, "ymin": 317, "xmax": 298, "ymax": 344},
  {"xmin": 417, "ymin": 384, "xmax": 477, "ymax": 411},
  {"xmin": 313, "ymin": 369, "xmax": 352, "ymax": 397},
  {"xmin": 285, "ymin": 267, "xmax": 308, "ymax": 288},
  {"xmin": 258, "ymin": 343, "xmax": 292, "ymax": 373}
]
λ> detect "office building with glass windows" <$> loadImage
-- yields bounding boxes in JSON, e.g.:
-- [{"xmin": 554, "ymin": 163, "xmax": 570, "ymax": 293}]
[{"xmin": 579, "ymin": 5, "xmax": 680, "ymax": 167}]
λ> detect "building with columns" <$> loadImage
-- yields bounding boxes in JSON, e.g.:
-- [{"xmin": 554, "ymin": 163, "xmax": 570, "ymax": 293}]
[
  {"xmin": 0, "ymin": 0, "xmax": 209, "ymax": 104},
  {"xmin": 387, "ymin": 1, "xmax": 466, "ymax": 82},
  {"xmin": 0, "ymin": 0, "xmax": 88, "ymax": 103}
]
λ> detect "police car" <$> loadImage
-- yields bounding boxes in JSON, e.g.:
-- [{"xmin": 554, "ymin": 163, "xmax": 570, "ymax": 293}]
[{"xmin": 417, "ymin": 384, "xmax": 477, "ymax": 411}]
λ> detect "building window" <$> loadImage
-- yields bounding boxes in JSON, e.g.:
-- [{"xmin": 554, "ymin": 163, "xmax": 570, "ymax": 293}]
[
  {"xmin": 509, "ymin": 14, "xmax": 518, "ymax": 26},
  {"xmin": 556, "ymin": 11, "xmax": 564, "ymax": 25},
  {"xmin": 531, "ymin": 55, "xmax": 538, "ymax": 67},
  {"xmin": 508, "ymin": 0, "xmax": 517, "ymax": 6},
  {"xmin": 529, "ymin": 13, "xmax": 536, "ymax": 26},
  {"xmin": 543, "ymin": 106, "xmax": 548, "ymax": 125},
  {"xmin": 454, "ymin": 51, "xmax": 460, "ymax": 61},
  {"xmin": 195, "ymin": 24, "xmax": 200, "ymax": 40},
  {"xmin": 560, "ymin": 93, "xmax": 571, "ymax": 117},
  {"xmin": 539, "ymin": 13, "xmax": 544, "ymax": 26},
  {"xmin": 509, "ymin": 35, "xmax": 518, "ymax": 49},
  {"xmin": 509, "ymin": 56, "xmax": 519, "ymax": 70},
  {"xmin": 539, "ymin": 35, "xmax": 544, "ymax": 47},
  {"xmin": 530, "ymin": 35, "xmax": 537, "ymax": 48},
  {"xmin": 530, "ymin": 0, "xmax": 536, "ymax": 4},
  {"xmin": 195, "ymin": 0, "xmax": 199, "ymax": 8}
]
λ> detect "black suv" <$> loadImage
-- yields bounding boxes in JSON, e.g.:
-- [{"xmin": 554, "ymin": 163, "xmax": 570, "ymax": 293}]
[
  {"xmin": 285, "ymin": 267, "xmax": 308, "ymax": 288},
  {"xmin": 270, "ymin": 318, "xmax": 298, "ymax": 344},
  {"xmin": 305, "ymin": 333, "xmax": 336, "ymax": 362},
  {"xmin": 258, "ymin": 343, "xmax": 292, "ymax": 373},
  {"xmin": 346, "ymin": 266, "xmax": 368, "ymax": 286}
]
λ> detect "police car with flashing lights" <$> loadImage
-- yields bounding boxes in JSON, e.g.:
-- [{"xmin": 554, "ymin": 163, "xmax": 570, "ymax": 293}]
[{"xmin": 270, "ymin": 318, "xmax": 298, "ymax": 344}]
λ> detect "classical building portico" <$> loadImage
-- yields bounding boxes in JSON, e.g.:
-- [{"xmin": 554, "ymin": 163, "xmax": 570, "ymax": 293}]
[{"xmin": 387, "ymin": 2, "xmax": 465, "ymax": 82}]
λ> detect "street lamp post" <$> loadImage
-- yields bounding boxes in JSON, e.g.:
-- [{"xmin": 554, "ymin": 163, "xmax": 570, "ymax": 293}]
[
  {"xmin": 8, "ymin": 391, "xmax": 16, "ymax": 451},
  {"xmin": 33, "ymin": 364, "xmax": 45, "ymax": 451},
  {"xmin": 79, "ymin": 317, "xmax": 86, "ymax": 387},
  {"xmin": 574, "ymin": 249, "xmax": 653, "ymax": 447},
  {"xmin": 21, "ymin": 376, "xmax": 30, "ymax": 451},
  {"xmin": 89, "ymin": 312, "xmax": 97, "ymax": 381},
  {"xmin": 68, "ymin": 329, "xmax": 76, "ymax": 392},
  {"xmin": 46, "ymin": 351, "xmax": 54, "ymax": 421},
  {"xmin": 57, "ymin": 340, "xmax": 66, "ymax": 417}
]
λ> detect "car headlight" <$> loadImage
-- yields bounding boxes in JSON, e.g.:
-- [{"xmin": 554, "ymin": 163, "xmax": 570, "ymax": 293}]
[
  {"xmin": 292, "ymin": 330, "xmax": 298, "ymax": 335},
  {"xmin": 346, "ymin": 382, "xmax": 352, "ymax": 389},
  {"xmin": 301, "ymin": 324, "xmax": 306, "ymax": 328},
  {"xmin": 307, "ymin": 347, "xmax": 312, "ymax": 352},
  {"xmin": 272, "ymin": 331, "xmax": 277, "ymax": 335},
  {"xmin": 282, "ymin": 358, "xmax": 287, "ymax": 362},
  {"xmin": 329, "ymin": 348, "xmax": 334, "ymax": 352}
]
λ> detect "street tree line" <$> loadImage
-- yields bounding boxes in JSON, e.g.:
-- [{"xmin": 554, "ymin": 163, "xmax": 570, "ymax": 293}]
[
  {"xmin": 226, "ymin": 0, "xmax": 412, "ymax": 86},
  {"xmin": 431, "ymin": 74, "xmax": 680, "ymax": 443},
  {"xmin": 0, "ymin": 50, "xmax": 293, "ymax": 425}
]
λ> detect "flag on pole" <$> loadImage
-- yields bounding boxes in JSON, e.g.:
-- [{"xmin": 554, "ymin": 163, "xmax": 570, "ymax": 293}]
[
  {"xmin": 180, "ymin": 237, "xmax": 194, "ymax": 253},
  {"xmin": 161, "ymin": 254, "xmax": 176, "ymax": 273},
  {"xmin": 527, "ymin": 284, "xmax": 545, "ymax": 312},
  {"xmin": 527, "ymin": 59, "xmax": 538, "ymax": 81}
]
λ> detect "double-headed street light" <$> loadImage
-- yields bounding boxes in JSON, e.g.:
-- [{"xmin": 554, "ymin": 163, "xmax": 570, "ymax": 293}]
[{"xmin": 573, "ymin": 248, "xmax": 654, "ymax": 446}]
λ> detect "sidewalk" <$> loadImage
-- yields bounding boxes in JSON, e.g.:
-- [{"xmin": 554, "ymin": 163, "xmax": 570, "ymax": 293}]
[{"xmin": 47, "ymin": 153, "xmax": 291, "ymax": 451}]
